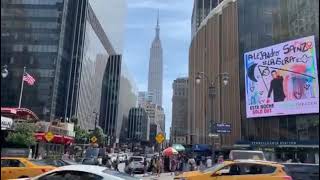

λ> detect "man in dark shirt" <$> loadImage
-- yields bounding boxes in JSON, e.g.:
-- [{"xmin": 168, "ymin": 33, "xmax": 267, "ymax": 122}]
[{"xmin": 268, "ymin": 70, "xmax": 286, "ymax": 102}]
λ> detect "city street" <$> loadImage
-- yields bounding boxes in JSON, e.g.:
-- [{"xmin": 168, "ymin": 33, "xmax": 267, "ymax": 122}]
[
  {"xmin": 118, "ymin": 163, "xmax": 175, "ymax": 180},
  {"xmin": 1, "ymin": 0, "xmax": 319, "ymax": 180}
]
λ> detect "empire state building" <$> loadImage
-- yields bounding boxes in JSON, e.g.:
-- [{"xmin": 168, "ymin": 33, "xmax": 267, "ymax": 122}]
[{"xmin": 148, "ymin": 13, "xmax": 163, "ymax": 106}]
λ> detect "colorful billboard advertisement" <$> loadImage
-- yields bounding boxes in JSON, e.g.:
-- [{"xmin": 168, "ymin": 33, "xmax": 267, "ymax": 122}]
[{"xmin": 244, "ymin": 36, "xmax": 319, "ymax": 118}]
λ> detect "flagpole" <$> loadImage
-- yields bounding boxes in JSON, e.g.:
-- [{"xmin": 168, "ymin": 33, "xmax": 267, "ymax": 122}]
[{"xmin": 18, "ymin": 66, "xmax": 26, "ymax": 108}]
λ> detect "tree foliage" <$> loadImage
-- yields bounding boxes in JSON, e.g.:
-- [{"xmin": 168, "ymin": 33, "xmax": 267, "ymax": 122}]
[
  {"xmin": 89, "ymin": 126, "xmax": 106, "ymax": 145},
  {"xmin": 6, "ymin": 122, "xmax": 37, "ymax": 148},
  {"xmin": 74, "ymin": 125, "xmax": 89, "ymax": 144}
]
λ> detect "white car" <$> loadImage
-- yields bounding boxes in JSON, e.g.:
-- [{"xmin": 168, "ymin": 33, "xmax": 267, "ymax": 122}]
[
  {"xmin": 16, "ymin": 165, "xmax": 141, "ymax": 180},
  {"xmin": 118, "ymin": 153, "xmax": 128, "ymax": 163}
]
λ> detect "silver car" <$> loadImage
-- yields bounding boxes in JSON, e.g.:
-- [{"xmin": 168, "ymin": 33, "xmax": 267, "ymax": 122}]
[{"xmin": 125, "ymin": 156, "xmax": 145, "ymax": 174}]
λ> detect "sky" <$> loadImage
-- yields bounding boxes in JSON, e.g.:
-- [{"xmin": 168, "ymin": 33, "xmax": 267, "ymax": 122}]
[{"xmin": 122, "ymin": 0, "xmax": 193, "ymax": 138}]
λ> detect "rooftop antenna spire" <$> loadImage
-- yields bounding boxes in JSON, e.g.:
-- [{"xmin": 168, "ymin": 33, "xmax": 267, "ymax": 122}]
[
  {"xmin": 155, "ymin": 9, "xmax": 160, "ymax": 39},
  {"xmin": 157, "ymin": 9, "xmax": 159, "ymax": 27}
]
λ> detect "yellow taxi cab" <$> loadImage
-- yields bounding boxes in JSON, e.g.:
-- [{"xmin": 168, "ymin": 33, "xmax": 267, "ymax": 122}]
[
  {"xmin": 174, "ymin": 159, "xmax": 292, "ymax": 180},
  {"xmin": 1, "ymin": 157, "xmax": 56, "ymax": 180}
]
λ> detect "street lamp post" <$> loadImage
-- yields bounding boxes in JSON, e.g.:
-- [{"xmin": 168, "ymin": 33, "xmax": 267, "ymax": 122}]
[
  {"xmin": 93, "ymin": 111, "xmax": 99, "ymax": 130},
  {"xmin": 195, "ymin": 71, "xmax": 229, "ymax": 148}
]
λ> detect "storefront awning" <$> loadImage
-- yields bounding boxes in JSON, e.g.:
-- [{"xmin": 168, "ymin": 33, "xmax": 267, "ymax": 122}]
[
  {"xmin": 34, "ymin": 132, "xmax": 74, "ymax": 145},
  {"xmin": 1, "ymin": 107, "xmax": 39, "ymax": 121},
  {"xmin": 1, "ymin": 116, "xmax": 13, "ymax": 130}
]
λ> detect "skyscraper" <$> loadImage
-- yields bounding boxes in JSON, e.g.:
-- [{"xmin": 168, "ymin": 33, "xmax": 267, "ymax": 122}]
[
  {"xmin": 171, "ymin": 77, "xmax": 188, "ymax": 144},
  {"xmin": 1, "ymin": 0, "xmax": 87, "ymax": 120},
  {"xmin": 148, "ymin": 12, "xmax": 163, "ymax": 106}
]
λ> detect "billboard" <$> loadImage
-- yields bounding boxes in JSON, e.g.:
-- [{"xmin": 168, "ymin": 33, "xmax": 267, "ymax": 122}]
[{"xmin": 244, "ymin": 36, "xmax": 319, "ymax": 118}]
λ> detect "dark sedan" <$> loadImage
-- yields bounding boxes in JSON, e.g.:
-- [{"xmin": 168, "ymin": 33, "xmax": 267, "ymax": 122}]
[{"xmin": 282, "ymin": 163, "xmax": 319, "ymax": 180}]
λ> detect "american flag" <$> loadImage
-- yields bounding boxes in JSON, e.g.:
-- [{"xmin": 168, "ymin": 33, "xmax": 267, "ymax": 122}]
[{"xmin": 23, "ymin": 72, "xmax": 35, "ymax": 85}]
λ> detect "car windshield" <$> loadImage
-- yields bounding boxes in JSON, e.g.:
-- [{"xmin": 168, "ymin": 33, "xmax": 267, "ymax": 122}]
[
  {"xmin": 29, "ymin": 160, "xmax": 51, "ymax": 166},
  {"xmin": 85, "ymin": 148, "xmax": 99, "ymax": 158},
  {"xmin": 201, "ymin": 163, "xmax": 225, "ymax": 173}
]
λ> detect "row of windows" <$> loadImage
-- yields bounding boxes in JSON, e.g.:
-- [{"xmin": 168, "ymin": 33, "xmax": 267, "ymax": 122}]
[
  {"xmin": 2, "ymin": 8, "xmax": 61, "ymax": 18},
  {"xmin": 2, "ymin": 33, "xmax": 59, "ymax": 43},
  {"xmin": 174, "ymin": 91, "xmax": 187, "ymax": 96},
  {"xmin": 2, "ymin": 21, "xmax": 59, "ymax": 29},
  {"xmin": 12, "ymin": 44, "xmax": 57, "ymax": 52},
  {"xmin": 8, "ymin": 0, "xmax": 63, "ymax": 5}
]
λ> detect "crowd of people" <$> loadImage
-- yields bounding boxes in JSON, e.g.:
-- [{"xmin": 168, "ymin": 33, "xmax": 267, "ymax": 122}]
[
  {"xmin": 60, "ymin": 147, "xmax": 227, "ymax": 177},
  {"xmin": 140, "ymin": 153, "xmax": 225, "ymax": 176}
]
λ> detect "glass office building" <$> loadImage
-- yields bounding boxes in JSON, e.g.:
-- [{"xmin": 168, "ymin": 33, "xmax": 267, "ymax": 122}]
[
  {"xmin": 127, "ymin": 107, "xmax": 150, "ymax": 142},
  {"xmin": 76, "ymin": 3, "xmax": 116, "ymax": 130},
  {"xmin": 1, "ymin": 0, "xmax": 86, "ymax": 120},
  {"xmin": 99, "ymin": 55, "xmax": 137, "ymax": 145}
]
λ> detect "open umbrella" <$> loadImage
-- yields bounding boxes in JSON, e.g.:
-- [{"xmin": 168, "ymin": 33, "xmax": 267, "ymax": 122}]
[
  {"xmin": 162, "ymin": 147, "xmax": 178, "ymax": 156},
  {"xmin": 172, "ymin": 144, "xmax": 185, "ymax": 152}
]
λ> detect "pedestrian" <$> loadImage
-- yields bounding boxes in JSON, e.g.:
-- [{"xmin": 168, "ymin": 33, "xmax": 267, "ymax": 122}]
[
  {"xmin": 178, "ymin": 155, "xmax": 184, "ymax": 172},
  {"xmin": 143, "ymin": 158, "xmax": 148, "ymax": 176},
  {"xmin": 170, "ymin": 157, "xmax": 176, "ymax": 175},
  {"xmin": 156, "ymin": 157, "xmax": 162, "ymax": 177},
  {"xmin": 196, "ymin": 156, "xmax": 201, "ymax": 170},
  {"xmin": 188, "ymin": 156, "xmax": 196, "ymax": 171},
  {"xmin": 217, "ymin": 155, "xmax": 224, "ymax": 164},
  {"xmin": 206, "ymin": 156, "xmax": 212, "ymax": 168},
  {"xmin": 148, "ymin": 157, "xmax": 154, "ymax": 174},
  {"xmin": 152, "ymin": 157, "xmax": 157, "ymax": 175},
  {"xmin": 113, "ymin": 156, "xmax": 119, "ymax": 171}
]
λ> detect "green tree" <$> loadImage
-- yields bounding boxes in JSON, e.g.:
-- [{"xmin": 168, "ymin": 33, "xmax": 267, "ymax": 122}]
[
  {"xmin": 6, "ymin": 122, "xmax": 37, "ymax": 148},
  {"xmin": 89, "ymin": 126, "xmax": 106, "ymax": 145},
  {"xmin": 74, "ymin": 125, "xmax": 90, "ymax": 144}
]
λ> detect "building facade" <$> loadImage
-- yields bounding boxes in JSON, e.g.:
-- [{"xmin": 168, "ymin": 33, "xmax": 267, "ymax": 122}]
[
  {"xmin": 189, "ymin": 0, "xmax": 319, "ymax": 163},
  {"xmin": 76, "ymin": 2, "xmax": 116, "ymax": 130},
  {"xmin": 127, "ymin": 107, "xmax": 150, "ymax": 142},
  {"xmin": 99, "ymin": 55, "xmax": 137, "ymax": 145},
  {"xmin": 1, "ymin": 0, "xmax": 86, "ymax": 120},
  {"xmin": 142, "ymin": 102, "xmax": 165, "ymax": 143},
  {"xmin": 138, "ymin": 91, "xmax": 154, "ymax": 107},
  {"xmin": 148, "ymin": 13, "xmax": 163, "ymax": 106},
  {"xmin": 76, "ymin": 0, "xmax": 127, "ymax": 131},
  {"xmin": 191, "ymin": 0, "xmax": 222, "ymax": 38},
  {"xmin": 171, "ymin": 77, "xmax": 188, "ymax": 144}
]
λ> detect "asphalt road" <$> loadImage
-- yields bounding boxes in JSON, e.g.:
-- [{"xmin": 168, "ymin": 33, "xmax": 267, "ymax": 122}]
[{"xmin": 118, "ymin": 163, "xmax": 175, "ymax": 180}]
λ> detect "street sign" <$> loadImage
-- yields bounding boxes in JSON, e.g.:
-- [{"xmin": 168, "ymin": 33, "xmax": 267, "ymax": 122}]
[
  {"xmin": 90, "ymin": 136, "xmax": 97, "ymax": 143},
  {"xmin": 44, "ymin": 131, "xmax": 54, "ymax": 142},
  {"xmin": 208, "ymin": 133, "xmax": 219, "ymax": 137},
  {"xmin": 155, "ymin": 133, "xmax": 165, "ymax": 144},
  {"xmin": 212, "ymin": 123, "xmax": 231, "ymax": 133}
]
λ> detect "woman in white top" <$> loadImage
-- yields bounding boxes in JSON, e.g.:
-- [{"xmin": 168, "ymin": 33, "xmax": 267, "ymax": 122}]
[{"xmin": 206, "ymin": 156, "xmax": 212, "ymax": 168}]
